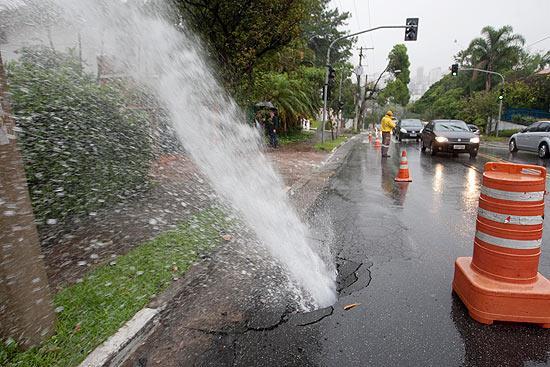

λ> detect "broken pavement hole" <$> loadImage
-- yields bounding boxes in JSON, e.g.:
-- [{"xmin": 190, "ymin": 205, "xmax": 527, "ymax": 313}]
[{"xmin": 336, "ymin": 257, "xmax": 372, "ymax": 297}]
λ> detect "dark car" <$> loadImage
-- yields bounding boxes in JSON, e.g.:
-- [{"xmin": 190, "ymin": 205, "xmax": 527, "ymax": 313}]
[
  {"xmin": 467, "ymin": 124, "xmax": 480, "ymax": 135},
  {"xmin": 421, "ymin": 119, "xmax": 480, "ymax": 158},
  {"xmin": 395, "ymin": 118, "xmax": 423, "ymax": 141}
]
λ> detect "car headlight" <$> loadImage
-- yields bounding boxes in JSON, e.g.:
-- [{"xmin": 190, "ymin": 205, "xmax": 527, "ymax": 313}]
[
  {"xmin": 470, "ymin": 137, "xmax": 480, "ymax": 143},
  {"xmin": 400, "ymin": 128, "xmax": 407, "ymax": 133},
  {"xmin": 435, "ymin": 136, "xmax": 448, "ymax": 143}
]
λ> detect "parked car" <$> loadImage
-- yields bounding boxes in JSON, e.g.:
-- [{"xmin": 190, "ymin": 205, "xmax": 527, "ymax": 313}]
[
  {"xmin": 421, "ymin": 119, "xmax": 480, "ymax": 158},
  {"xmin": 467, "ymin": 124, "xmax": 480, "ymax": 135},
  {"xmin": 508, "ymin": 120, "xmax": 550, "ymax": 158},
  {"xmin": 395, "ymin": 118, "xmax": 423, "ymax": 141}
]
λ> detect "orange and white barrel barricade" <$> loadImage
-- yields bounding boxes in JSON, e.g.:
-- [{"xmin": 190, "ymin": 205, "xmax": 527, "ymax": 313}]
[
  {"xmin": 453, "ymin": 162, "xmax": 550, "ymax": 328},
  {"xmin": 394, "ymin": 150, "xmax": 412, "ymax": 182}
]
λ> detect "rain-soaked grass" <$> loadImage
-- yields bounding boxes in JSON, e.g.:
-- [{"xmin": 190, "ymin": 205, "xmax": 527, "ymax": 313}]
[
  {"xmin": 279, "ymin": 130, "xmax": 315, "ymax": 145},
  {"xmin": 1, "ymin": 208, "xmax": 226, "ymax": 367},
  {"xmin": 314, "ymin": 135, "xmax": 348, "ymax": 152}
]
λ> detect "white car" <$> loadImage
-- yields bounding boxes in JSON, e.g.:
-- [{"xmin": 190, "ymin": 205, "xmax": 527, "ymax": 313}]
[{"xmin": 509, "ymin": 121, "xmax": 550, "ymax": 158}]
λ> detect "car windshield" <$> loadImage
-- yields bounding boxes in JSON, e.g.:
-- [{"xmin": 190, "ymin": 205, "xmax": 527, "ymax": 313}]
[
  {"xmin": 434, "ymin": 121, "xmax": 470, "ymax": 132},
  {"xmin": 401, "ymin": 119, "xmax": 423, "ymax": 128}
]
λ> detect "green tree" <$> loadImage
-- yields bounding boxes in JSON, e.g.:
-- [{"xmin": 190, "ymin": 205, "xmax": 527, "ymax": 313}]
[
  {"xmin": 377, "ymin": 44, "xmax": 411, "ymax": 106},
  {"xmin": 175, "ymin": 0, "xmax": 312, "ymax": 87},
  {"xmin": 456, "ymin": 91, "xmax": 499, "ymax": 128},
  {"xmin": 387, "ymin": 44, "xmax": 411, "ymax": 84},
  {"xmin": 377, "ymin": 78, "xmax": 410, "ymax": 106},
  {"xmin": 460, "ymin": 25, "xmax": 525, "ymax": 91},
  {"xmin": 252, "ymin": 71, "xmax": 316, "ymax": 132},
  {"xmin": 302, "ymin": 0, "xmax": 353, "ymax": 67}
]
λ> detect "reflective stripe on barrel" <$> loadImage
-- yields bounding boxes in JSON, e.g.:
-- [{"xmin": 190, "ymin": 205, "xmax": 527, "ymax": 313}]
[
  {"xmin": 477, "ymin": 208, "xmax": 543, "ymax": 226},
  {"xmin": 475, "ymin": 230, "xmax": 542, "ymax": 250},
  {"xmin": 480, "ymin": 186, "xmax": 544, "ymax": 202}
]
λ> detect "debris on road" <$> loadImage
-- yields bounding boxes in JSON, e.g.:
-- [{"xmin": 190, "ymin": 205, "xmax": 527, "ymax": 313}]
[{"xmin": 343, "ymin": 303, "xmax": 360, "ymax": 310}]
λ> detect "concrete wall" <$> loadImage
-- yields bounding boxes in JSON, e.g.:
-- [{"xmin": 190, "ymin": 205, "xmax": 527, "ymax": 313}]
[{"xmin": 497, "ymin": 120, "xmax": 525, "ymax": 131}]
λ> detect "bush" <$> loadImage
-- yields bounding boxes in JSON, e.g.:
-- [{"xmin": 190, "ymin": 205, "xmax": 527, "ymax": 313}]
[
  {"xmin": 497, "ymin": 129, "xmax": 520, "ymax": 137},
  {"xmin": 8, "ymin": 47, "xmax": 152, "ymax": 224},
  {"xmin": 510, "ymin": 114, "xmax": 536, "ymax": 124}
]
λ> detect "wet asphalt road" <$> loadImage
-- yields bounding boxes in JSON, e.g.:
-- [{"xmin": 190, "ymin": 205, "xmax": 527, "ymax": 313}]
[{"xmin": 229, "ymin": 136, "xmax": 550, "ymax": 367}]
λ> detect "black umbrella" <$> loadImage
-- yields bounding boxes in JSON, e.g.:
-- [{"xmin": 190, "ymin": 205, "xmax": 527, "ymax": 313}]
[{"xmin": 255, "ymin": 101, "xmax": 275, "ymax": 109}]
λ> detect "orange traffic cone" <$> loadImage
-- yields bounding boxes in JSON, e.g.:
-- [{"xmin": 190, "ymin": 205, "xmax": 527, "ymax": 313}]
[
  {"xmin": 374, "ymin": 136, "xmax": 381, "ymax": 148},
  {"xmin": 453, "ymin": 162, "xmax": 550, "ymax": 328},
  {"xmin": 394, "ymin": 150, "xmax": 412, "ymax": 182}
]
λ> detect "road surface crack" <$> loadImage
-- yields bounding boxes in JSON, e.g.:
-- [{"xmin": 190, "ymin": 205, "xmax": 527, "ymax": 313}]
[{"xmin": 296, "ymin": 306, "xmax": 334, "ymax": 326}]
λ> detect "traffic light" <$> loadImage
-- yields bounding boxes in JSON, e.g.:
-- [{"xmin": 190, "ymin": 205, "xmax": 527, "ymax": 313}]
[
  {"xmin": 328, "ymin": 65, "xmax": 336, "ymax": 83},
  {"xmin": 404, "ymin": 18, "xmax": 419, "ymax": 41},
  {"xmin": 498, "ymin": 88, "xmax": 504, "ymax": 100},
  {"xmin": 451, "ymin": 64, "xmax": 459, "ymax": 76}
]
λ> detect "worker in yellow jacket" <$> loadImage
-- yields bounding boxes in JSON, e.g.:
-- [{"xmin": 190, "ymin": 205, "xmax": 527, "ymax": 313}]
[{"xmin": 380, "ymin": 111, "xmax": 396, "ymax": 157}]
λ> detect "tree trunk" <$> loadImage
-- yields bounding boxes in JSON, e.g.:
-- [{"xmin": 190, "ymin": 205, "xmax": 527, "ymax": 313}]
[{"xmin": 0, "ymin": 51, "xmax": 56, "ymax": 349}]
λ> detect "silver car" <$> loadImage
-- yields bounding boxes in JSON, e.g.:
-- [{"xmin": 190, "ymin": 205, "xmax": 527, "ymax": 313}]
[{"xmin": 509, "ymin": 121, "xmax": 550, "ymax": 158}]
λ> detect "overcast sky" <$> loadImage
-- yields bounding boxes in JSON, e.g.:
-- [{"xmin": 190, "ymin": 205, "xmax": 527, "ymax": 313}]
[{"xmin": 329, "ymin": 0, "xmax": 550, "ymax": 80}]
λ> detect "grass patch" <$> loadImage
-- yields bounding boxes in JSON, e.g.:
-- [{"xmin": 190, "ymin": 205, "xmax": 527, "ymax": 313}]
[
  {"xmin": 1, "ymin": 209, "xmax": 226, "ymax": 367},
  {"xmin": 279, "ymin": 130, "xmax": 314, "ymax": 145},
  {"xmin": 314, "ymin": 135, "xmax": 348, "ymax": 152},
  {"xmin": 482, "ymin": 135, "xmax": 508, "ymax": 143}
]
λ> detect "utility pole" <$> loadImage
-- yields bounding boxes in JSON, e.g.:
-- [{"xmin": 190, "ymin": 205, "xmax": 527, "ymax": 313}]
[
  {"xmin": 337, "ymin": 71, "xmax": 345, "ymax": 137},
  {"xmin": 353, "ymin": 47, "xmax": 364, "ymax": 133},
  {"xmin": 78, "ymin": 32, "xmax": 83, "ymax": 71},
  {"xmin": 0, "ymin": 50, "xmax": 55, "ymax": 348},
  {"xmin": 321, "ymin": 23, "xmax": 418, "ymax": 143}
]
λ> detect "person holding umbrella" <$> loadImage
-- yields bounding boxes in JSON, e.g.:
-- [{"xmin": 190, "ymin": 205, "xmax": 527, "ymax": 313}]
[{"xmin": 266, "ymin": 109, "xmax": 280, "ymax": 148}]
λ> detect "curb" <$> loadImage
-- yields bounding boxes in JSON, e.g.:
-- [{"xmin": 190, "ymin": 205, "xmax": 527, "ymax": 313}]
[
  {"xmin": 288, "ymin": 133, "xmax": 358, "ymax": 217},
  {"xmin": 78, "ymin": 307, "xmax": 161, "ymax": 367}
]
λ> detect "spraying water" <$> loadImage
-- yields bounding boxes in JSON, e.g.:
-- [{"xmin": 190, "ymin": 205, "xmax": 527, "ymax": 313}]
[{"xmin": 37, "ymin": 0, "xmax": 337, "ymax": 307}]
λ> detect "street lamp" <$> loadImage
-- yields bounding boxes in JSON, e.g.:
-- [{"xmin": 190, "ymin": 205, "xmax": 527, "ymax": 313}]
[{"xmin": 320, "ymin": 22, "xmax": 418, "ymax": 143}]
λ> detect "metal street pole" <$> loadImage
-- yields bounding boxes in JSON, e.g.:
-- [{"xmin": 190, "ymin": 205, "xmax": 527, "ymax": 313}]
[
  {"xmin": 459, "ymin": 67, "xmax": 505, "ymax": 136},
  {"xmin": 353, "ymin": 47, "xmax": 364, "ymax": 134},
  {"xmin": 337, "ymin": 71, "xmax": 344, "ymax": 137},
  {"xmin": 321, "ymin": 24, "xmax": 413, "ymax": 143}
]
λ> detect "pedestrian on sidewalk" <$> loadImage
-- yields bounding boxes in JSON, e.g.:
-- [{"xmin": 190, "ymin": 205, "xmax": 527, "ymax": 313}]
[
  {"xmin": 267, "ymin": 109, "xmax": 280, "ymax": 148},
  {"xmin": 380, "ymin": 110, "xmax": 396, "ymax": 157}
]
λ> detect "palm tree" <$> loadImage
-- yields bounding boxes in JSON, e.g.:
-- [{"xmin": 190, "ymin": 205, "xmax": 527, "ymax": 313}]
[
  {"xmin": 466, "ymin": 25, "xmax": 525, "ymax": 91},
  {"xmin": 258, "ymin": 73, "xmax": 316, "ymax": 132}
]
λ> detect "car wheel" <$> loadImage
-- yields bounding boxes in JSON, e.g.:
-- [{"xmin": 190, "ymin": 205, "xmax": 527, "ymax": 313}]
[
  {"xmin": 430, "ymin": 141, "xmax": 437, "ymax": 156},
  {"xmin": 421, "ymin": 140, "xmax": 426, "ymax": 152},
  {"xmin": 470, "ymin": 152, "xmax": 478, "ymax": 159},
  {"xmin": 538, "ymin": 143, "xmax": 549, "ymax": 159},
  {"xmin": 509, "ymin": 139, "xmax": 518, "ymax": 153},
  {"xmin": 416, "ymin": 138, "xmax": 420, "ymax": 142}
]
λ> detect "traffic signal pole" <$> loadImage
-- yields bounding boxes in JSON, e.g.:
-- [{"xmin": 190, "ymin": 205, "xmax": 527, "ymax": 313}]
[
  {"xmin": 321, "ymin": 23, "xmax": 417, "ymax": 143},
  {"xmin": 454, "ymin": 66, "xmax": 505, "ymax": 136}
]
